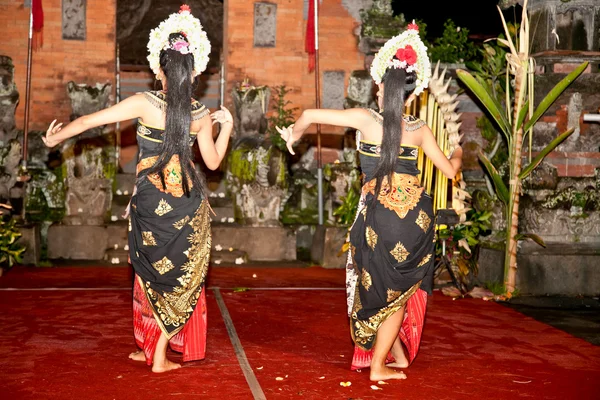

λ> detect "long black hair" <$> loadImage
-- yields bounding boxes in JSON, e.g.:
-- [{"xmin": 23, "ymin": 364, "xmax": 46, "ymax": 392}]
[
  {"xmin": 146, "ymin": 32, "xmax": 207, "ymax": 198},
  {"xmin": 370, "ymin": 67, "xmax": 417, "ymax": 199}
]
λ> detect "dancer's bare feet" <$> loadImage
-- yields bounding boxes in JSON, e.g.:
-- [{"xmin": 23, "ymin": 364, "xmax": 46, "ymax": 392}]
[
  {"xmin": 128, "ymin": 351, "xmax": 146, "ymax": 362},
  {"xmin": 370, "ymin": 365, "xmax": 407, "ymax": 381},
  {"xmin": 152, "ymin": 358, "xmax": 182, "ymax": 373},
  {"xmin": 387, "ymin": 337, "xmax": 409, "ymax": 368}
]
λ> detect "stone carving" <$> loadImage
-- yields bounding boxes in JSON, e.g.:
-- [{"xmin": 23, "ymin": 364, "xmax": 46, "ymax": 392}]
[
  {"xmin": 0, "ymin": 56, "xmax": 19, "ymax": 144},
  {"xmin": 322, "ymin": 71, "xmax": 345, "ymax": 110},
  {"xmin": 254, "ymin": 2, "xmax": 277, "ymax": 48},
  {"xmin": 226, "ymin": 138, "xmax": 288, "ymax": 226},
  {"xmin": 62, "ymin": 0, "xmax": 87, "ymax": 41},
  {"xmin": 231, "ymin": 82, "xmax": 270, "ymax": 138},
  {"xmin": 61, "ymin": 82, "xmax": 115, "ymax": 225},
  {"xmin": 0, "ymin": 140, "xmax": 22, "ymax": 202},
  {"xmin": 344, "ymin": 70, "xmax": 376, "ymax": 109}
]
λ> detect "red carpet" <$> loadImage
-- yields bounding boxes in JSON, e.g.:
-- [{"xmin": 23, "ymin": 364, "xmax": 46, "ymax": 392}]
[{"xmin": 1, "ymin": 265, "xmax": 599, "ymax": 399}]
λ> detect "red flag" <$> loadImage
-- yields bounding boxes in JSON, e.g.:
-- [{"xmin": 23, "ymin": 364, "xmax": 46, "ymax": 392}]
[
  {"xmin": 32, "ymin": 0, "xmax": 44, "ymax": 51},
  {"xmin": 305, "ymin": 0, "xmax": 316, "ymax": 72}
]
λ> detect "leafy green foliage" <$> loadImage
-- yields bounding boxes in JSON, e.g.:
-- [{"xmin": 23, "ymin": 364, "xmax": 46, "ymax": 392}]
[
  {"xmin": 266, "ymin": 85, "xmax": 299, "ymax": 152},
  {"xmin": 429, "ymin": 19, "xmax": 479, "ymax": 64},
  {"xmin": 437, "ymin": 210, "xmax": 493, "ymax": 282},
  {"xmin": 333, "ymin": 180, "xmax": 361, "ymax": 226},
  {"xmin": 0, "ymin": 215, "xmax": 26, "ymax": 268}
]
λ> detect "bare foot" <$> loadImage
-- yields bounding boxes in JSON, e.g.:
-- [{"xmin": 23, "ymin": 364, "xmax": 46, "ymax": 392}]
[
  {"xmin": 370, "ymin": 365, "xmax": 407, "ymax": 381},
  {"xmin": 387, "ymin": 349, "xmax": 409, "ymax": 368},
  {"xmin": 152, "ymin": 358, "xmax": 182, "ymax": 373},
  {"xmin": 128, "ymin": 351, "xmax": 146, "ymax": 362}
]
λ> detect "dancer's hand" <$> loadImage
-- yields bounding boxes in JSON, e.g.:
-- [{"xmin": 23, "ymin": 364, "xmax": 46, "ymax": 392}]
[
  {"xmin": 276, "ymin": 124, "xmax": 297, "ymax": 155},
  {"xmin": 43, "ymin": 119, "xmax": 63, "ymax": 148},
  {"xmin": 211, "ymin": 105, "xmax": 233, "ymax": 126}
]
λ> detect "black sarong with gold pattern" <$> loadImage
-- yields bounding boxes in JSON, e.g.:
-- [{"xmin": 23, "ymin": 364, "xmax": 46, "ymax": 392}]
[
  {"xmin": 128, "ymin": 91, "xmax": 211, "ymax": 339},
  {"xmin": 349, "ymin": 112, "xmax": 435, "ymax": 351}
]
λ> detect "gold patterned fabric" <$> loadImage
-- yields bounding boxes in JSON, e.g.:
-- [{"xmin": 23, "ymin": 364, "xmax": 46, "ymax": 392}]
[
  {"xmin": 390, "ymin": 241, "xmax": 409, "ymax": 263},
  {"xmin": 142, "ymin": 231, "xmax": 157, "ymax": 246},
  {"xmin": 155, "ymin": 199, "xmax": 173, "ymax": 216},
  {"xmin": 348, "ymin": 171, "xmax": 435, "ymax": 351},
  {"xmin": 137, "ymin": 155, "xmax": 190, "ymax": 198},
  {"xmin": 129, "ymin": 91, "xmax": 212, "ymax": 339},
  {"xmin": 362, "ymin": 174, "xmax": 424, "ymax": 219},
  {"xmin": 415, "ymin": 209, "xmax": 431, "ymax": 232},
  {"xmin": 361, "ymin": 269, "xmax": 373, "ymax": 291},
  {"xmin": 365, "ymin": 226, "xmax": 378, "ymax": 250}
]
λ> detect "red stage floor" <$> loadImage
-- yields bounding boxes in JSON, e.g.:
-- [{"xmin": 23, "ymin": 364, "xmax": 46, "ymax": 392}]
[{"xmin": 1, "ymin": 265, "xmax": 599, "ymax": 399}]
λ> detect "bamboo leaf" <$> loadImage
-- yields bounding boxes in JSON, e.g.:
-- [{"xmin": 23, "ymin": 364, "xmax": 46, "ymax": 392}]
[
  {"xmin": 517, "ymin": 100, "xmax": 529, "ymax": 130},
  {"xmin": 524, "ymin": 62, "xmax": 589, "ymax": 133},
  {"xmin": 478, "ymin": 151, "xmax": 509, "ymax": 204},
  {"xmin": 515, "ymin": 233, "xmax": 546, "ymax": 248},
  {"xmin": 519, "ymin": 128, "xmax": 574, "ymax": 179},
  {"xmin": 457, "ymin": 69, "xmax": 511, "ymax": 138}
]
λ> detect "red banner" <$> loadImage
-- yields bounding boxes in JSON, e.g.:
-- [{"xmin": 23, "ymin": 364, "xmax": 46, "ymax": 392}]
[
  {"xmin": 32, "ymin": 0, "xmax": 44, "ymax": 51},
  {"xmin": 305, "ymin": 0, "xmax": 317, "ymax": 72}
]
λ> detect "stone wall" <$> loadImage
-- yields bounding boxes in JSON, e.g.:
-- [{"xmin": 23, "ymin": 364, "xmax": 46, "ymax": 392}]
[
  {"xmin": 223, "ymin": 0, "xmax": 367, "ymax": 135},
  {"xmin": 0, "ymin": 0, "xmax": 116, "ymax": 131}
]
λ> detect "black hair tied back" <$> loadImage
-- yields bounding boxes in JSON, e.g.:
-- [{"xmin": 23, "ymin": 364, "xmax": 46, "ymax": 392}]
[
  {"xmin": 145, "ymin": 32, "xmax": 207, "ymax": 198},
  {"xmin": 370, "ymin": 67, "xmax": 418, "ymax": 200}
]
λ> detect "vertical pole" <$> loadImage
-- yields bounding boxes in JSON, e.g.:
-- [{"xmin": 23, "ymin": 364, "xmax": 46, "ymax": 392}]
[
  {"xmin": 115, "ymin": 44, "xmax": 121, "ymax": 171},
  {"xmin": 22, "ymin": 4, "xmax": 34, "ymax": 169},
  {"xmin": 314, "ymin": 0, "xmax": 323, "ymax": 225}
]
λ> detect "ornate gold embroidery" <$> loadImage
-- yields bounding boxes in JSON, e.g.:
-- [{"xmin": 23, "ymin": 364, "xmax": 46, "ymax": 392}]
[
  {"xmin": 361, "ymin": 269, "xmax": 372, "ymax": 291},
  {"xmin": 417, "ymin": 253, "xmax": 432, "ymax": 267},
  {"xmin": 363, "ymin": 173, "xmax": 424, "ymax": 219},
  {"xmin": 173, "ymin": 216, "xmax": 191, "ymax": 230},
  {"xmin": 155, "ymin": 199, "xmax": 173, "ymax": 216},
  {"xmin": 136, "ymin": 155, "xmax": 191, "ymax": 198},
  {"xmin": 387, "ymin": 288, "xmax": 402, "ymax": 302},
  {"xmin": 415, "ymin": 209, "xmax": 431, "ymax": 232},
  {"xmin": 365, "ymin": 226, "xmax": 378, "ymax": 250},
  {"xmin": 142, "ymin": 231, "xmax": 157, "ymax": 246},
  {"xmin": 390, "ymin": 241, "xmax": 409, "ymax": 263},
  {"xmin": 152, "ymin": 256, "xmax": 175, "ymax": 275},
  {"xmin": 351, "ymin": 282, "xmax": 421, "ymax": 349},
  {"xmin": 361, "ymin": 206, "xmax": 367, "ymax": 218},
  {"xmin": 144, "ymin": 201, "xmax": 212, "ymax": 338}
]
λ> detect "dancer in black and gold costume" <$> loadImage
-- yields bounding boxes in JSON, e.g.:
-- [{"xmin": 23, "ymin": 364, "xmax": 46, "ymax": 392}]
[
  {"xmin": 44, "ymin": 6, "xmax": 233, "ymax": 373},
  {"xmin": 278, "ymin": 23, "xmax": 462, "ymax": 381}
]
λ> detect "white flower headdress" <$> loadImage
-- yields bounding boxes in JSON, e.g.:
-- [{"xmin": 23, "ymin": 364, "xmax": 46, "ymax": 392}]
[
  {"xmin": 369, "ymin": 22, "xmax": 431, "ymax": 95},
  {"xmin": 147, "ymin": 4, "xmax": 211, "ymax": 77}
]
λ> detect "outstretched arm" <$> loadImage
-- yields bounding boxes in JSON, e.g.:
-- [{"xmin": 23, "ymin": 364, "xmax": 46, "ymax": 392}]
[
  {"xmin": 420, "ymin": 125, "xmax": 463, "ymax": 179},
  {"xmin": 43, "ymin": 93, "xmax": 146, "ymax": 147},
  {"xmin": 278, "ymin": 108, "xmax": 372, "ymax": 154},
  {"xmin": 196, "ymin": 106, "xmax": 234, "ymax": 170}
]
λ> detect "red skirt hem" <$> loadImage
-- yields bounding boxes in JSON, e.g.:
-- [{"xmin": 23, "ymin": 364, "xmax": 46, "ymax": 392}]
[
  {"xmin": 351, "ymin": 288, "xmax": 428, "ymax": 370},
  {"xmin": 132, "ymin": 275, "xmax": 207, "ymax": 365}
]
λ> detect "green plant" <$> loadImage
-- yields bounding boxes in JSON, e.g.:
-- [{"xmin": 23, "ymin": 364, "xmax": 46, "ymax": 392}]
[
  {"xmin": 456, "ymin": 0, "xmax": 588, "ymax": 296},
  {"xmin": 266, "ymin": 85, "xmax": 298, "ymax": 152},
  {"xmin": 333, "ymin": 181, "xmax": 361, "ymax": 226},
  {"xmin": 437, "ymin": 209, "xmax": 493, "ymax": 286},
  {"xmin": 0, "ymin": 213, "xmax": 26, "ymax": 269},
  {"xmin": 429, "ymin": 19, "xmax": 479, "ymax": 64}
]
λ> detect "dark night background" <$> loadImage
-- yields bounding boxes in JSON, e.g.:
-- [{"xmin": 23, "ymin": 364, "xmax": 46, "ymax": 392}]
[{"xmin": 392, "ymin": 0, "xmax": 523, "ymax": 39}]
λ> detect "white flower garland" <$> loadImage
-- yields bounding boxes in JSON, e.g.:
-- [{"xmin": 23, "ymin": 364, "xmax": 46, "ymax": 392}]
[
  {"xmin": 147, "ymin": 8, "xmax": 211, "ymax": 77},
  {"xmin": 370, "ymin": 25, "xmax": 431, "ymax": 95}
]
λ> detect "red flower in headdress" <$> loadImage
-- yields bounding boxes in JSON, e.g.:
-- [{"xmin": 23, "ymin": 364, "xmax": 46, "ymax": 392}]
[
  {"xmin": 396, "ymin": 45, "xmax": 418, "ymax": 66},
  {"xmin": 180, "ymin": 4, "xmax": 191, "ymax": 13},
  {"xmin": 407, "ymin": 22, "xmax": 419, "ymax": 31}
]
